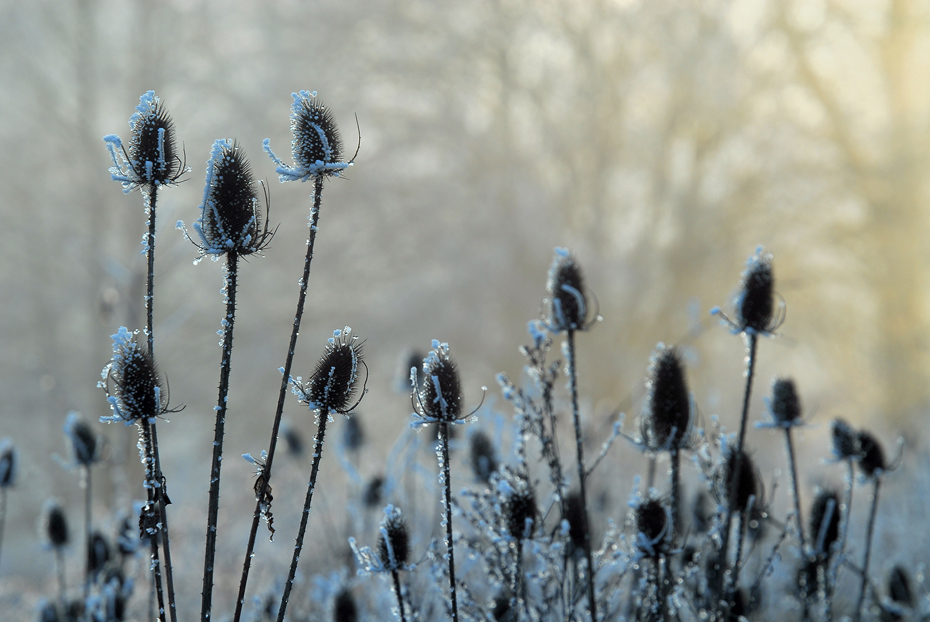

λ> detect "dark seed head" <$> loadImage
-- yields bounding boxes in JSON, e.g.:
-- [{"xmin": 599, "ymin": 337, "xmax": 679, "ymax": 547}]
[
  {"xmin": 545, "ymin": 248, "xmax": 589, "ymax": 332},
  {"xmin": 831, "ymin": 418, "xmax": 860, "ymax": 460},
  {"xmin": 735, "ymin": 248, "xmax": 776, "ymax": 333},
  {"xmin": 44, "ymin": 500, "xmax": 69, "ymax": 549},
  {"xmin": 0, "ymin": 440, "xmax": 16, "ymax": 487},
  {"xmin": 88, "ymin": 531, "xmax": 110, "ymax": 580},
  {"xmin": 102, "ymin": 328, "xmax": 165, "ymax": 423},
  {"xmin": 564, "ymin": 492, "xmax": 586, "ymax": 554},
  {"xmin": 888, "ymin": 565, "xmax": 914, "ymax": 607},
  {"xmin": 504, "ymin": 483, "xmax": 536, "ymax": 541},
  {"xmin": 809, "ymin": 489, "xmax": 840, "ymax": 558},
  {"xmin": 332, "ymin": 588, "xmax": 357, "ymax": 622},
  {"xmin": 769, "ymin": 377, "xmax": 802, "ymax": 426},
  {"xmin": 634, "ymin": 496, "xmax": 669, "ymax": 557},
  {"xmin": 417, "ymin": 341, "xmax": 462, "ymax": 422},
  {"xmin": 38, "ymin": 600, "xmax": 60, "ymax": 622},
  {"xmin": 127, "ymin": 91, "xmax": 181, "ymax": 186},
  {"xmin": 717, "ymin": 448, "xmax": 761, "ymax": 514},
  {"xmin": 282, "ymin": 423, "xmax": 304, "ymax": 457},
  {"xmin": 196, "ymin": 139, "xmax": 271, "ymax": 256},
  {"xmin": 363, "ymin": 475, "xmax": 384, "ymax": 509},
  {"xmin": 378, "ymin": 509, "xmax": 410, "ymax": 569},
  {"xmin": 469, "ymin": 431, "xmax": 498, "ymax": 484},
  {"xmin": 64, "ymin": 413, "xmax": 98, "ymax": 466},
  {"xmin": 643, "ymin": 345, "xmax": 691, "ymax": 451},
  {"xmin": 299, "ymin": 328, "xmax": 364, "ymax": 414},
  {"xmin": 292, "ymin": 92, "xmax": 343, "ymax": 177},
  {"xmin": 856, "ymin": 429, "xmax": 886, "ymax": 477}
]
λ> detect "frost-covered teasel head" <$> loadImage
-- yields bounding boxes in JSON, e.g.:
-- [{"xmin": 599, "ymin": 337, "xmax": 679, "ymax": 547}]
[
  {"xmin": 631, "ymin": 495, "xmax": 671, "ymax": 559},
  {"xmin": 378, "ymin": 505, "xmax": 410, "ymax": 571},
  {"xmin": 642, "ymin": 344, "xmax": 692, "ymax": 451},
  {"xmin": 63, "ymin": 412, "xmax": 100, "ymax": 467},
  {"xmin": 411, "ymin": 340, "xmax": 477, "ymax": 426},
  {"xmin": 99, "ymin": 327, "xmax": 168, "ymax": 425},
  {"xmin": 263, "ymin": 91, "xmax": 355, "ymax": 182},
  {"xmin": 716, "ymin": 447, "xmax": 762, "ymax": 514},
  {"xmin": 713, "ymin": 247, "xmax": 784, "ymax": 335},
  {"xmin": 292, "ymin": 328, "xmax": 366, "ymax": 417},
  {"xmin": 103, "ymin": 91, "xmax": 186, "ymax": 192},
  {"xmin": 0, "ymin": 439, "xmax": 16, "ymax": 488},
  {"xmin": 501, "ymin": 475, "xmax": 537, "ymax": 542},
  {"xmin": 544, "ymin": 248, "xmax": 596, "ymax": 332},
  {"xmin": 764, "ymin": 377, "xmax": 803, "ymax": 428},
  {"xmin": 187, "ymin": 139, "xmax": 274, "ymax": 260},
  {"xmin": 808, "ymin": 489, "xmax": 840, "ymax": 558},
  {"xmin": 831, "ymin": 418, "xmax": 860, "ymax": 460}
]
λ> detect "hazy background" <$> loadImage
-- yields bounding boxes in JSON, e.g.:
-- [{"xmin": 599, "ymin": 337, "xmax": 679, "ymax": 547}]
[{"xmin": 2, "ymin": 0, "xmax": 930, "ymax": 615}]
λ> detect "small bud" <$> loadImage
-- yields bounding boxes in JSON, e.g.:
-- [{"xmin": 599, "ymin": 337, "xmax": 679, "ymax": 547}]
[
  {"xmin": 378, "ymin": 507, "xmax": 410, "ymax": 570},
  {"xmin": 333, "ymin": 588, "xmax": 358, "ymax": 622},
  {"xmin": 469, "ymin": 431, "xmax": 498, "ymax": 484},
  {"xmin": 0, "ymin": 439, "xmax": 16, "ymax": 487},
  {"xmin": 831, "ymin": 418, "xmax": 860, "ymax": 460},
  {"xmin": 633, "ymin": 496, "xmax": 669, "ymax": 558},
  {"xmin": 856, "ymin": 429, "xmax": 885, "ymax": 477},
  {"xmin": 545, "ymin": 248, "xmax": 589, "ymax": 332},
  {"xmin": 643, "ymin": 345, "xmax": 691, "ymax": 451},
  {"xmin": 295, "ymin": 328, "xmax": 364, "ymax": 415},
  {"xmin": 769, "ymin": 378, "xmax": 802, "ymax": 426},
  {"xmin": 64, "ymin": 412, "xmax": 99, "ymax": 466},
  {"xmin": 736, "ymin": 248, "xmax": 776, "ymax": 333},
  {"xmin": 416, "ymin": 341, "xmax": 462, "ymax": 423},
  {"xmin": 100, "ymin": 328, "xmax": 166, "ymax": 424},
  {"xmin": 808, "ymin": 489, "xmax": 840, "ymax": 558},
  {"xmin": 43, "ymin": 500, "xmax": 69, "ymax": 549}
]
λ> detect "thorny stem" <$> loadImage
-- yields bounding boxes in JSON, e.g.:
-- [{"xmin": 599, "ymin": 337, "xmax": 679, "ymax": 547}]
[
  {"xmin": 784, "ymin": 428, "xmax": 805, "ymax": 552},
  {"xmin": 716, "ymin": 332, "xmax": 758, "ymax": 615},
  {"xmin": 855, "ymin": 477, "xmax": 881, "ymax": 622},
  {"xmin": 826, "ymin": 459, "xmax": 855, "ymax": 620},
  {"xmin": 139, "ymin": 418, "xmax": 168, "ymax": 622},
  {"xmin": 391, "ymin": 568, "xmax": 408, "ymax": 622},
  {"xmin": 233, "ymin": 178, "xmax": 325, "ymax": 622},
  {"xmin": 438, "ymin": 421, "xmax": 460, "ymax": 622},
  {"xmin": 276, "ymin": 414, "xmax": 329, "ymax": 622},
  {"xmin": 201, "ymin": 252, "xmax": 239, "ymax": 622},
  {"xmin": 567, "ymin": 329, "xmax": 597, "ymax": 622}
]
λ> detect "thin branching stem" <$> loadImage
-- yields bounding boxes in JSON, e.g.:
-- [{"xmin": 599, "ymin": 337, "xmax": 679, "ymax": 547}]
[
  {"xmin": 201, "ymin": 252, "xmax": 240, "ymax": 622},
  {"xmin": 276, "ymin": 414, "xmax": 329, "ymax": 622},
  {"xmin": 139, "ymin": 418, "xmax": 168, "ymax": 622},
  {"xmin": 567, "ymin": 329, "xmax": 597, "ymax": 622},
  {"xmin": 826, "ymin": 459, "xmax": 855, "ymax": 620},
  {"xmin": 234, "ymin": 176, "xmax": 325, "ymax": 622},
  {"xmin": 438, "ymin": 420, "xmax": 460, "ymax": 622},
  {"xmin": 784, "ymin": 429, "xmax": 804, "ymax": 552},
  {"xmin": 391, "ymin": 569, "xmax": 408, "ymax": 622},
  {"xmin": 855, "ymin": 477, "xmax": 881, "ymax": 622},
  {"xmin": 56, "ymin": 547, "xmax": 67, "ymax": 613}
]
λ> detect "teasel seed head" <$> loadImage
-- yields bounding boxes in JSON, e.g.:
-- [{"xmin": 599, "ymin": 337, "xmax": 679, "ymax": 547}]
[
  {"xmin": 64, "ymin": 412, "xmax": 99, "ymax": 467},
  {"xmin": 503, "ymin": 479, "xmax": 537, "ymax": 541},
  {"xmin": 856, "ymin": 429, "xmax": 886, "ymax": 477},
  {"xmin": 88, "ymin": 531, "xmax": 110, "ymax": 581},
  {"xmin": 633, "ymin": 495, "xmax": 670, "ymax": 558},
  {"xmin": 717, "ymin": 447, "xmax": 762, "ymax": 514},
  {"xmin": 831, "ymin": 418, "xmax": 860, "ymax": 460},
  {"xmin": 545, "ymin": 248, "xmax": 592, "ymax": 332},
  {"xmin": 0, "ymin": 439, "xmax": 16, "ymax": 487},
  {"xmin": 888, "ymin": 565, "xmax": 914, "ymax": 608},
  {"xmin": 809, "ymin": 489, "xmax": 840, "ymax": 558},
  {"xmin": 469, "ymin": 430, "xmax": 498, "ymax": 484},
  {"xmin": 43, "ymin": 499, "xmax": 69, "ymax": 549},
  {"xmin": 103, "ymin": 91, "xmax": 185, "ymax": 192},
  {"xmin": 192, "ymin": 139, "xmax": 273, "ymax": 259},
  {"xmin": 736, "ymin": 247, "xmax": 778, "ymax": 334},
  {"xmin": 414, "ymin": 341, "xmax": 463, "ymax": 423},
  {"xmin": 378, "ymin": 506, "xmax": 410, "ymax": 570},
  {"xmin": 333, "ymin": 588, "xmax": 358, "ymax": 622},
  {"xmin": 294, "ymin": 328, "xmax": 365, "ymax": 416},
  {"xmin": 643, "ymin": 344, "xmax": 692, "ymax": 451},
  {"xmin": 768, "ymin": 377, "xmax": 802, "ymax": 427},
  {"xmin": 99, "ymin": 328, "xmax": 166, "ymax": 424}
]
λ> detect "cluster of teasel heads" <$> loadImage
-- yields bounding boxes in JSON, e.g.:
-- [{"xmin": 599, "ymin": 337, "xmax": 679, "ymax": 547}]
[{"xmin": 11, "ymin": 90, "xmax": 914, "ymax": 622}]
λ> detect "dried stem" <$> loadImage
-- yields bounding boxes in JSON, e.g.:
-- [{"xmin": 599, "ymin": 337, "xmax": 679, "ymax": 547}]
[
  {"xmin": 438, "ymin": 420, "xmax": 459, "ymax": 622},
  {"xmin": 855, "ymin": 477, "xmax": 881, "ymax": 622}
]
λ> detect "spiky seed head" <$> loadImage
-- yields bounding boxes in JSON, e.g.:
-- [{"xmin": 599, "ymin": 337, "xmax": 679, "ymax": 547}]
[
  {"xmin": 0, "ymin": 440, "xmax": 16, "ymax": 487},
  {"xmin": 64, "ymin": 413, "xmax": 98, "ymax": 466},
  {"xmin": 196, "ymin": 139, "xmax": 271, "ymax": 257},
  {"xmin": 293, "ymin": 93, "xmax": 343, "ymax": 171},
  {"xmin": 856, "ymin": 429, "xmax": 885, "ymax": 477},
  {"xmin": 545, "ymin": 248, "xmax": 588, "ymax": 332},
  {"xmin": 718, "ymin": 448, "xmax": 761, "ymax": 514},
  {"xmin": 363, "ymin": 475, "xmax": 384, "ymax": 509},
  {"xmin": 124, "ymin": 91, "xmax": 181, "ymax": 187},
  {"xmin": 634, "ymin": 497, "xmax": 669, "ymax": 557},
  {"xmin": 469, "ymin": 431, "xmax": 498, "ymax": 484},
  {"xmin": 643, "ymin": 345, "xmax": 691, "ymax": 451},
  {"xmin": 809, "ymin": 489, "xmax": 840, "ymax": 558},
  {"xmin": 504, "ymin": 485, "xmax": 537, "ymax": 541},
  {"xmin": 44, "ymin": 500, "xmax": 69, "ymax": 549},
  {"xmin": 88, "ymin": 531, "xmax": 110, "ymax": 579},
  {"xmin": 378, "ymin": 511, "xmax": 410, "ymax": 569},
  {"xmin": 299, "ymin": 328, "xmax": 364, "ymax": 414},
  {"xmin": 769, "ymin": 378, "xmax": 802, "ymax": 426},
  {"xmin": 418, "ymin": 341, "xmax": 462, "ymax": 423},
  {"xmin": 333, "ymin": 588, "xmax": 358, "ymax": 622},
  {"xmin": 736, "ymin": 248, "xmax": 776, "ymax": 333},
  {"xmin": 831, "ymin": 418, "xmax": 860, "ymax": 460},
  {"xmin": 101, "ymin": 328, "xmax": 164, "ymax": 424},
  {"xmin": 342, "ymin": 415, "xmax": 365, "ymax": 451},
  {"xmin": 888, "ymin": 566, "xmax": 914, "ymax": 607}
]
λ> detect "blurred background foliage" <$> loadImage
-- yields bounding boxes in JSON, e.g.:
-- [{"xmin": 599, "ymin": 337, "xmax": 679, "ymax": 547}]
[{"xmin": 1, "ymin": 0, "xmax": 929, "ymax": 595}]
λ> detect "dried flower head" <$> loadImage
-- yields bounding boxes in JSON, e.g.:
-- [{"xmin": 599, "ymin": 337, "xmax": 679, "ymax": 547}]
[
  {"xmin": 831, "ymin": 418, "xmax": 860, "ymax": 460},
  {"xmin": 333, "ymin": 588, "xmax": 358, "ymax": 622},
  {"xmin": 643, "ymin": 344, "xmax": 692, "ymax": 451},
  {"xmin": 888, "ymin": 565, "xmax": 914, "ymax": 608},
  {"xmin": 0, "ymin": 439, "xmax": 16, "ymax": 488},
  {"xmin": 502, "ymin": 478, "xmax": 537, "ymax": 541},
  {"xmin": 469, "ymin": 431, "xmax": 498, "ymax": 484},
  {"xmin": 378, "ymin": 506, "xmax": 410, "ymax": 570},
  {"xmin": 544, "ymin": 248, "xmax": 593, "ymax": 332},
  {"xmin": 809, "ymin": 489, "xmax": 840, "ymax": 558},
  {"xmin": 767, "ymin": 377, "xmax": 802, "ymax": 427},
  {"xmin": 264, "ymin": 91, "xmax": 353, "ymax": 182},
  {"xmin": 99, "ymin": 328, "xmax": 168, "ymax": 425},
  {"xmin": 43, "ymin": 499, "xmax": 69, "ymax": 549},
  {"xmin": 64, "ymin": 412, "xmax": 99, "ymax": 466},
  {"xmin": 103, "ymin": 91, "xmax": 185, "ymax": 192},
  {"xmin": 717, "ymin": 447, "xmax": 762, "ymax": 514},
  {"xmin": 88, "ymin": 531, "xmax": 110, "ymax": 580},
  {"xmin": 189, "ymin": 139, "xmax": 273, "ymax": 260},
  {"xmin": 412, "ymin": 340, "xmax": 464, "ymax": 425},
  {"xmin": 856, "ymin": 429, "xmax": 886, "ymax": 477},
  {"xmin": 632, "ymin": 495, "xmax": 670, "ymax": 558},
  {"xmin": 714, "ymin": 247, "xmax": 784, "ymax": 335},
  {"xmin": 293, "ymin": 328, "xmax": 365, "ymax": 416}
]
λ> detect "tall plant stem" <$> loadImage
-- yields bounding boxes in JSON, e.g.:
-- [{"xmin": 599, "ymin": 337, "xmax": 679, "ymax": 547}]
[
  {"xmin": 201, "ymin": 252, "xmax": 240, "ymax": 621},
  {"xmin": 716, "ymin": 332, "xmax": 758, "ymax": 611},
  {"xmin": 234, "ymin": 177, "xmax": 325, "ymax": 622},
  {"xmin": 826, "ymin": 459, "xmax": 855, "ymax": 617},
  {"xmin": 276, "ymin": 414, "xmax": 329, "ymax": 622},
  {"xmin": 784, "ymin": 429, "xmax": 804, "ymax": 552},
  {"xmin": 566, "ymin": 329, "xmax": 597, "ymax": 622},
  {"xmin": 855, "ymin": 478, "xmax": 881, "ymax": 622},
  {"xmin": 390, "ymin": 569, "xmax": 408, "ymax": 622},
  {"xmin": 56, "ymin": 547, "xmax": 67, "ymax": 613},
  {"xmin": 0, "ymin": 488, "xmax": 6, "ymax": 574},
  {"xmin": 437, "ymin": 420, "xmax": 459, "ymax": 622},
  {"xmin": 140, "ymin": 418, "xmax": 168, "ymax": 622},
  {"xmin": 84, "ymin": 466, "xmax": 93, "ymax": 600}
]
